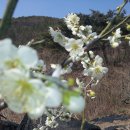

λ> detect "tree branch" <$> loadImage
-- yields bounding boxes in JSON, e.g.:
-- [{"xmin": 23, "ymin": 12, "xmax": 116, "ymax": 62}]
[
  {"xmin": 101, "ymin": 15, "xmax": 130, "ymax": 39},
  {"xmin": 0, "ymin": 0, "xmax": 19, "ymax": 37},
  {"xmin": 99, "ymin": 0, "xmax": 128, "ymax": 36}
]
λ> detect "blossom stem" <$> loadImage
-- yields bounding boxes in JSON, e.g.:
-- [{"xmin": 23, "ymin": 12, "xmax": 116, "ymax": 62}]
[
  {"xmin": 85, "ymin": 79, "xmax": 93, "ymax": 88},
  {"xmin": 80, "ymin": 90, "xmax": 87, "ymax": 130},
  {"xmin": 80, "ymin": 108, "xmax": 86, "ymax": 130},
  {"xmin": 26, "ymin": 39, "xmax": 45, "ymax": 47},
  {"xmin": 81, "ymin": 79, "xmax": 93, "ymax": 130}
]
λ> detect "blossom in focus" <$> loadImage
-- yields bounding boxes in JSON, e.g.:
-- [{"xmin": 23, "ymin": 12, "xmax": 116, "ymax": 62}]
[
  {"xmin": 108, "ymin": 28, "xmax": 121, "ymax": 48},
  {"xmin": 81, "ymin": 51, "xmax": 94, "ymax": 69},
  {"xmin": 65, "ymin": 38, "xmax": 84, "ymax": 61},
  {"xmin": 64, "ymin": 13, "xmax": 80, "ymax": 34},
  {"xmin": 51, "ymin": 63, "xmax": 72, "ymax": 78},
  {"xmin": 83, "ymin": 55, "xmax": 108, "ymax": 80},
  {"xmin": 49, "ymin": 27, "xmax": 68, "ymax": 47},
  {"xmin": 83, "ymin": 32, "xmax": 98, "ymax": 45},
  {"xmin": 77, "ymin": 25, "xmax": 92, "ymax": 38}
]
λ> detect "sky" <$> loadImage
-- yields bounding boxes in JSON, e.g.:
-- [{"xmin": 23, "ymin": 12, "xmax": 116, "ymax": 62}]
[{"xmin": 0, "ymin": 0, "xmax": 130, "ymax": 18}]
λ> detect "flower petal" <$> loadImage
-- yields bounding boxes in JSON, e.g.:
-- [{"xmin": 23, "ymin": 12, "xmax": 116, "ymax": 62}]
[
  {"xmin": 45, "ymin": 87, "xmax": 62, "ymax": 107},
  {"xmin": 18, "ymin": 46, "xmax": 38, "ymax": 68}
]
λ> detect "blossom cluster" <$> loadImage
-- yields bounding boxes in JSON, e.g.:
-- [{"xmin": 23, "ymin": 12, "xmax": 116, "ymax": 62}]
[
  {"xmin": 50, "ymin": 13, "xmax": 108, "ymax": 84},
  {"xmin": 0, "ymin": 38, "xmax": 85, "ymax": 119},
  {"xmin": 32, "ymin": 13, "xmax": 129, "ymax": 130},
  {"xmin": 46, "ymin": 14, "xmax": 110, "ymax": 129}
]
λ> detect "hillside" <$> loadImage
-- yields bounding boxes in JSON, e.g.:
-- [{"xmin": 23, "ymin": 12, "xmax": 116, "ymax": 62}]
[{"xmin": 0, "ymin": 16, "xmax": 62, "ymax": 46}]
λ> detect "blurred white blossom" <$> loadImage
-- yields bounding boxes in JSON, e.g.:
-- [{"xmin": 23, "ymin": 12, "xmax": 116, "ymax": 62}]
[
  {"xmin": 65, "ymin": 96, "xmax": 85, "ymax": 113},
  {"xmin": 64, "ymin": 13, "xmax": 80, "ymax": 34},
  {"xmin": 0, "ymin": 38, "xmax": 38, "ymax": 70},
  {"xmin": 0, "ymin": 69, "xmax": 47, "ymax": 119},
  {"xmin": 45, "ymin": 86, "xmax": 62, "ymax": 107}
]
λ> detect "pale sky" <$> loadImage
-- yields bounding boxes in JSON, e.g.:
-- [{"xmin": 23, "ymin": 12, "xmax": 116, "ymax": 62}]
[{"xmin": 0, "ymin": 0, "xmax": 130, "ymax": 18}]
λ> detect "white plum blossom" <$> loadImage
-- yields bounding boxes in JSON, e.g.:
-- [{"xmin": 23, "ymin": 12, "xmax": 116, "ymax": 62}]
[
  {"xmin": 0, "ymin": 38, "xmax": 38, "ymax": 70},
  {"xmin": 76, "ymin": 78, "xmax": 85, "ymax": 88},
  {"xmin": 108, "ymin": 28, "xmax": 121, "ymax": 48},
  {"xmin": 83, "ymin": 55, "xmax": 108, "ymax": 80},
  {"xmin": 65, "ymin": 13, "xmax": 80, "ymax": 26},
  {"xmin": 88, "ymin": 50, "xmax": 95, "ymax": 58},
  {"xmin": 77, "ymin": 25, "xmax": 92, "ymax": 38},
  {"xmin": 65, "ymin": 38, "xmax": 84, "ymax": 61},
  {"xmin": 45, "ymin": 116, "xmax": 58, "ymax": 128},
  {"xmin": 114, "ymin": 28, "xmax": 121, "ymax": 37},
  {"xmin": 0, "ymin": 38, "xmax": 65, "ymax": 119},
  {"xmin": 65, "ymin": 96, "xmax": 85, "ymax": 113},
  {"xmin": 17, "ymin": 46, "xmax": 38, "ymax": 68},
  {"xmin": 81, "ymin": 51, "xmax": 94, "ymax": 69},
  {"xmin": 49, "ymin": 27, "xmax": 68, "ymax": 47},
  {"xmin": 51, "ymin": 63, "xmax": 72, "ymax": 78},
  {"xmin": 45, "ymin": 86, "xmax": 62, "ymax": 107},
  {"xmin": 0, "ymin": 69, "xmax": 47, "ymax": 119},
  {"xmin": 83, "ymin": 32, "xmax": 98, "ymax": 45},
  {"xmin": 51, "ymin": 64, "xmax": 62, "ymax": 78},
  {"xmin": 64, "ymin": 13, "xmax": 80, "ymax": 34}
]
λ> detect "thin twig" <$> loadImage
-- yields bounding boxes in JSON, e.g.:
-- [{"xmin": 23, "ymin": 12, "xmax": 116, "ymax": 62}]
[
  {"xmin": 99, "ymin": 0, "xmax": 128, "ymax": 36},
  {"xmin": 26, "ymin": 39, "xmax": 45, "ymax": 46},
  {"xmin": 101, "ymin": 15, "xmax": 130, "ymax": 39}
]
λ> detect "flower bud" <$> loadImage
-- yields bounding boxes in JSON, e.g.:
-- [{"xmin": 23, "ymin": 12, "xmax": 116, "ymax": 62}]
[
  {"xmin": 126, "ymin": 23, "xmax": 130, "ymax": 31},
  {"xmin": 87, "ymin": 90, "xmax": 96, "ymax": 99}
]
